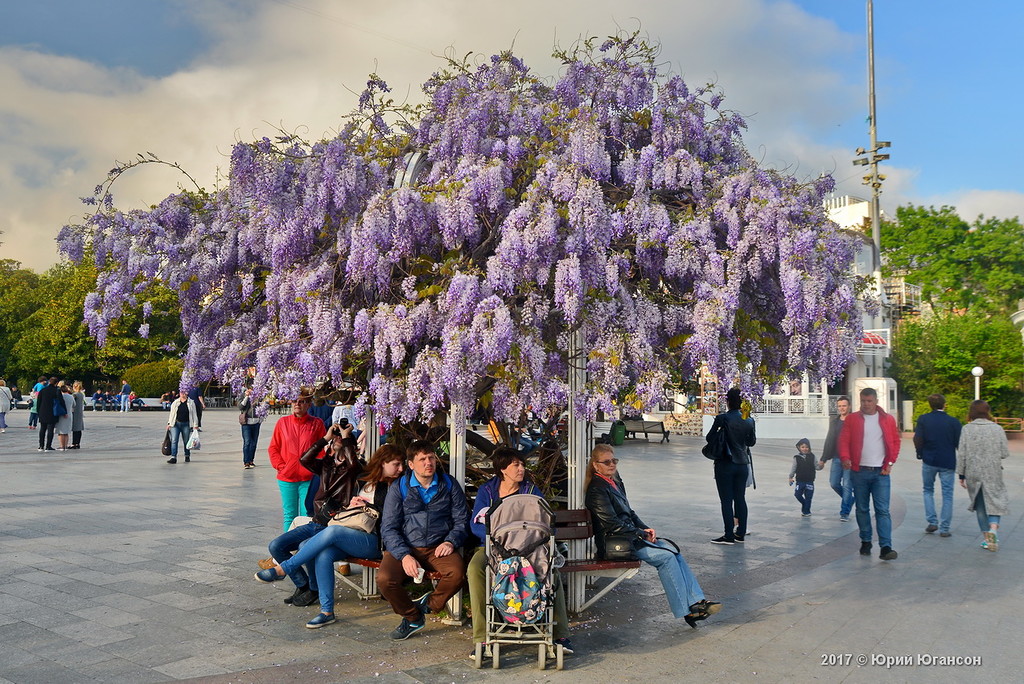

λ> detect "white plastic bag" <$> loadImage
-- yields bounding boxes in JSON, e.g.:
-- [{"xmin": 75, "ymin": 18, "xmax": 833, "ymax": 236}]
[{"xmin": 186, "ymin": 431, "xmax": 201, "ymax": 451}]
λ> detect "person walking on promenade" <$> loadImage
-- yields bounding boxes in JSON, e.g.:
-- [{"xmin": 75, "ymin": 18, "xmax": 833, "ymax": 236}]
[
  {"xmin": 28, "ymin": 375, "xmax": 46, "ymax": 429},
  {"xmin": 957, "ymin": 400, "xmax": 1010, "ymax": 552},
  {"xmin": 914, "ymin": 394, "xmax": 961, "ymax": 537},
  {"xmin": 789, "ymin": 438, "xmax": 820, "ymax": 516},
  {"xmin": 708, "ymin": 387, "xmax": 756, "ymax": 544},
  {"xmin": 239, "ymin": 388, "xmax": 264, "ymax": 469},
  {"xmin": 36, "ymin": 377, "xmax": 62, "ymax": 452},
  {"xmin": 268, "ymin": 390, "xmax": 326, "ymax": 531},
  {"xmin": 0, "ymin": 379, "xmax": 12, "ymax": 432},
  {"xmin": 165, "ymin": 389, "xmax": 199, "ymax": 464},
  {"xmin": 839, "ymin": 387, "xmax": 901, "ymax": 560},
  {"xmin": 188, "ymin": 386, "xmax": 206, "ymax": 430},
  {"xmin": 818, "ymin": 396, "xmax": 854, "ymax": 521},
  {"xmin": 119, "ymin": 379, "xmax": 132, "ymax": 413}
]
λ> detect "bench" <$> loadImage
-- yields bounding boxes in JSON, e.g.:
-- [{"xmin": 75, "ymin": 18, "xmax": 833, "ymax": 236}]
[
  {"xmin": 622, "ymin": 419, "xmax": 669, "ymax": 443},
  {"xmin": 554, "ymin": 509, "xmax": 641, "ymax": 613}
]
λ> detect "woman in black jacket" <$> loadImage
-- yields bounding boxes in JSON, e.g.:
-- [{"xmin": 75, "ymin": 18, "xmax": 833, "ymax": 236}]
[
  {"xmin": 586, "ymin": 443, "xmax": 721, "ymax": 627},
  {"xmin": 256, "ymin": 440, "xmax": 404, "ymax": 629}
]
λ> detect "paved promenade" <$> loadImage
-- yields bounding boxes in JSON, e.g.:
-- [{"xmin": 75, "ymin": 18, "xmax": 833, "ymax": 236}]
[{"xmin": 1, "ymin": 408, "xmax": 1021, "ymax": 683}]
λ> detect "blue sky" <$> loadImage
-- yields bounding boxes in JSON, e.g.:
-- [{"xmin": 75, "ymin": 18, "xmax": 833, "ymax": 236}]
[{"xmin": 1, "ymin": 0, "xmax": 1022, "ymax": 271}]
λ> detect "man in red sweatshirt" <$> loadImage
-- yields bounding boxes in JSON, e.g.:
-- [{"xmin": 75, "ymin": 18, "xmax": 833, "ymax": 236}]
[{"xmin": 839, "ymin": 387, "xmax": 901, "ymax": 561}]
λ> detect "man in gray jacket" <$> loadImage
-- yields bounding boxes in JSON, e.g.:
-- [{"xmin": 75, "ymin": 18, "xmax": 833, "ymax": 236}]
[{"xmin": 378, "ymin": 440, "xmax": 469, "ymax": 640}]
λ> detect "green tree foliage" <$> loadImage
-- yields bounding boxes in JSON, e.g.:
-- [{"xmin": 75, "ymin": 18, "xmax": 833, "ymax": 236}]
[
  {"xmin": 123, "ymin": 359, "xmax": 183, "ymax": 397},
  {"xmin": 10, "ymin": 261, "xmax": 99, "ymax": 381},
  {"xmin": 890, "ymin": 310, "xmax": 1024, "ymax": 419},
  {"xmin": 0, "ymin": 260, "xmax": 43, "ymax": 380},
  {"xmin": 6, "ymin": 259, "xmax": 185, "ymax": 384},
  {"xmin": 881, "ymin": 205, "xmax": 1024, "ymax": 314}
]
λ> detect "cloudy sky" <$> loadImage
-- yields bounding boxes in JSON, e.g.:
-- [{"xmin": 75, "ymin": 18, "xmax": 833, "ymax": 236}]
[{"xmin": 2, "ymin": 0, "xmax": 1021, "ymax": 272}]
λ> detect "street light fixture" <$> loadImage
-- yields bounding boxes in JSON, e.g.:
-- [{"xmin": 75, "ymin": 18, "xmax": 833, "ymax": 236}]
[{"xmin": 971, "ymin": 366, "xmax": 984, "ymax": 400}]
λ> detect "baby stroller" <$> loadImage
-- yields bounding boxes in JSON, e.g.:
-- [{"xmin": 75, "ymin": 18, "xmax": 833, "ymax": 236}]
[{"xmin": 473, "ymin": 493, "xmax": 565, "ymax": 670}]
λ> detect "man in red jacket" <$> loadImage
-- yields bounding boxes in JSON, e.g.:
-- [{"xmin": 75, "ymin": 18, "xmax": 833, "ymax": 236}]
[
  {"xmin": 268, "ymin": 391, "xmax": 326, "ymax": 532},
  {"xmin": 839, "ymin": 387, "xmax": 901, "ymax": 560}
]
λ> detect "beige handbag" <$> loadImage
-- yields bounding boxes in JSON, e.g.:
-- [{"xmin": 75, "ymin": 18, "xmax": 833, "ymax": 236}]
[{"xmin": 327, "ymin": 506, "xmax": 379, "ymax": 534}]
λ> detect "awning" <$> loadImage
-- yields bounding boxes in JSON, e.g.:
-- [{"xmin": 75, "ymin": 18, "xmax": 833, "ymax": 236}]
[{"xmin": 862, "ymin": 331, "xmax": 887, "ymax": 346}]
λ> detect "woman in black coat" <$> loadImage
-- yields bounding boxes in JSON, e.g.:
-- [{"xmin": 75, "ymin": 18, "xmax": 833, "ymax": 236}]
[{"xmin": 586, "ymin": 443, "xmax": 721, "ymax": 627}]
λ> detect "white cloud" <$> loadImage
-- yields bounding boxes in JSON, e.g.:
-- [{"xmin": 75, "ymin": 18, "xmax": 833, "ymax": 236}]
[{"xmin": 0, "ymin": 0, "xmax": 1011, "ymax": 271}]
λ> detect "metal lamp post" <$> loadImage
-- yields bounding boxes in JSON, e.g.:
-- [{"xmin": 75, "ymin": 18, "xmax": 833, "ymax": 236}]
[{"xmin": 971, "ymin": 366, "xmax": 984, "ymax": 400}]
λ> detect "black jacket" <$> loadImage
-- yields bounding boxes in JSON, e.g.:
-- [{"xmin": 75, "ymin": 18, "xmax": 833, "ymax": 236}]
[
  {"xmin": 586, "ymin": 473, "xmax": 648, "ymax": 558},
  {"xmin": 300, "ymin": 436, "xmax": 362, "ymax": 526},
  {"xmin": 36, "ymin": 384, "xmax": 61, "ymax": 423},
  {"xmin": 820, "ymin": 415, "xmax": 844, "ymax": 463},
  {"xmin": 708, "ymin": 409, "xmax": 756, "ymax": 464}
]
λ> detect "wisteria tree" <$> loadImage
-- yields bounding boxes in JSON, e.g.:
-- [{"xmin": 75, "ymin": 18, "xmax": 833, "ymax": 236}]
[{"xmin": 60, "ymin": 35, "xmax": 865, "ymax": 428}]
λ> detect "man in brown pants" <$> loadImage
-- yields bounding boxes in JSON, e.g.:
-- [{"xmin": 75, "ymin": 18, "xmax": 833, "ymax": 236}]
[{"xmin": 378, "ymin": 440, "xmax": 469, "ymax": 640}]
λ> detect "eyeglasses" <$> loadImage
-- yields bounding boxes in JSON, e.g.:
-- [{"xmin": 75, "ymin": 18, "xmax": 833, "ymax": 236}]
[{"xmin": 596, "ymin": 458, "xmax": 619, "ymax": 466}]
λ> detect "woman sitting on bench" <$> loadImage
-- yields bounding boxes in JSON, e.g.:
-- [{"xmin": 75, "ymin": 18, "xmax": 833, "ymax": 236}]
[
  {"xmin": 467, "ymin": 447, "xmax": 573, "ymax": 655},
  {"xmin": 586, "ymin": 443, "xmax": 722, "ymax": 628},
  {"xmin": 256, "ymin": 443, "xmax": 404, "ymax": 628}
]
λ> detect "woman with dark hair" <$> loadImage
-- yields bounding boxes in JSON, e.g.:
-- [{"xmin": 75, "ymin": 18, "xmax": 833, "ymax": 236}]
[
  {"xmin": 256, "ymin": 442, "xmax": 404, "ymax": 628},
  {"xmin": 587, "ymin": 443, "xmax": 721, "ymax": 627},
  {"xmin": 467, "ymin": 447, "xmax": 573, "ymax": 655},
  {"xmin": 957, "ymin": 400, "xmax": 1010, "ymax": 552}
]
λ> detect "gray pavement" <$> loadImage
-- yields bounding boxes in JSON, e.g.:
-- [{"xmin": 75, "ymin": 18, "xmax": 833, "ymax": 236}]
[{"xmin": 1, "ymin": 408, "xmax": 1021, "ymax": 683}]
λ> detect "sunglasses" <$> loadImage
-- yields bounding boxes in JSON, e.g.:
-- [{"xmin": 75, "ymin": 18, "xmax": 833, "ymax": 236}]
[{"xmin": 596, "ymin": 458, "xmax": 619, "ymax": 465}]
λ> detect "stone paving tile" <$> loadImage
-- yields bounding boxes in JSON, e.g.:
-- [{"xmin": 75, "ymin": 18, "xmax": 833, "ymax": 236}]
[
  {"xmin": 153, "ymin": 656, "xmax": 233, "ymax": 679},
  {"xmin": 2, "ymin": 410, "xmax": 1022, "ymax": 682},
  {"xmin": 50, "ymin": 621, "xmax": 134, "ymax": 647}
]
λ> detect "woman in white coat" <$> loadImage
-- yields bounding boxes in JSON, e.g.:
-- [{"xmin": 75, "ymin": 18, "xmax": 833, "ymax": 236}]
[
  {"xmin": 0, "ymin": 379, "xmax": 12, "ymax": 432},
  {"xmin": 957, "ymin": 400, "xmax": 1010, "ymax": 552},
  {"xmin": 166, "ymin": 389, "xmax": 199, "ymax": 464}
]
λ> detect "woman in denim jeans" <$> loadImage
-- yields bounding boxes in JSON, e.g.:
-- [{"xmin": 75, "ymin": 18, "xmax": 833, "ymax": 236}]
[
  {"xmin": 255, "ymin": 443, "xmax": 404, "ymax": 628},
  {"xmin": 586, "ymin": 443, "xmax": 722, "ymax": 627},
  {"xmin": 165, "ymin": 390, "xmax": 198, "ymax": 464}
]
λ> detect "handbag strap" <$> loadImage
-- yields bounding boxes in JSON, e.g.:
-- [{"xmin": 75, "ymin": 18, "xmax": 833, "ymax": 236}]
[{"xmin": 640, "ymin": 537, "xmax": 680, "ymax": 554}]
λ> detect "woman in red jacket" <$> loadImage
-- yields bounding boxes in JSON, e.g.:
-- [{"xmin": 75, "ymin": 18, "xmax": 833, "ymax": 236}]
[{"xmin": 268, "ymin": 392, "xmax": 327, "ymax": 531}]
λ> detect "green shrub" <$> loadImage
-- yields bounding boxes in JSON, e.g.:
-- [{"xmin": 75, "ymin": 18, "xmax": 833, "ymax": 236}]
[{"xmin": 123, "ymin": 359, "xmax": 183, "ymax": 397}]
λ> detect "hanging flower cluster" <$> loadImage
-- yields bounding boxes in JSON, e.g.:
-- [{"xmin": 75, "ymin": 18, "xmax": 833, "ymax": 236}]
[{"xmin": 59, "ymin": 35, "xmax": 865, "ymax": 428}]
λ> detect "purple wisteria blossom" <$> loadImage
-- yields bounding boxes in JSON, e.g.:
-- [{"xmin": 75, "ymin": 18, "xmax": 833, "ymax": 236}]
[{"xmin": 59, "ymin": 35, "xmax": 865, "ymax": 427}]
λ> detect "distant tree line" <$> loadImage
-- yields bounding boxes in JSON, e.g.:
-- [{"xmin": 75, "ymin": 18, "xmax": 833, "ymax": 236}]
[{"xmin": 0, "ymin": 257, "xmax": 185, "ymax": 393}]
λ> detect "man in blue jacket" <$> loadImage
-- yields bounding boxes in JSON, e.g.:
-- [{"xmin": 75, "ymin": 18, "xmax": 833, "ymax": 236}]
[
  {"xmin": 378, "ymin": 440, "xmax": 469, "ymax": 640},
  {"xmin": 913, "ymin": 394, "xmax": 962, "ymax": 537}
]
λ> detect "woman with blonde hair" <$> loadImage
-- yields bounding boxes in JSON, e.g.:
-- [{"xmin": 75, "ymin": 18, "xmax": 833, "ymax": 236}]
[
  {"xmin": 70, "ymin": 381, "xmax": 86, "ymax": 449},
  {"xmin": 586, "ymin": 443, "xmax": 721, "ymax": 627},
  {"xmin": 957, "ymin": 400, "xmax": 1010, "ymax": 551}
]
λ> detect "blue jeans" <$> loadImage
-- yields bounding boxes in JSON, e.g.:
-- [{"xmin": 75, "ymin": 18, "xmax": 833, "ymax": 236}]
[
  {"xmin": 280, "ymin": 525, "xmax": 381, "ymax": 613},
  {"xmin": 714, "ymin": 460, "xmax": 748, "ymax": 538},
  {"xmin": 922, "ymin": 464, "xmax": 955, "ymax": 533},
  {"xmin": 268, "ymin": 521, "xmax": 327, "ymax": 590},
  {"xmin": 973, "ymin": 490, "xmax": 1001, "ymax": 532},
  {"xmin": 120, "ymin": 394, "xmax": 130, "ymax": 412},
  {"xmin": 829, "ymin": 459, "xmax": 855, "ymax": 517},
  {"xmin": 794, "ymin": 482, "xmax": 814, "ymax": 514},
  {"xmin": 851, "ymin": 467, "xmax": 892, "ymax": 548},
  {"xmin": 169, "ymin": 422, "xmax": 192, "ymax": 457},
  {"xmin": 634, "ymin": 541, "xmax": 705, "ymax": 619},
  {"xmin": 240, "ymin": 423, "xmax": 261, "ymax": 464}
]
